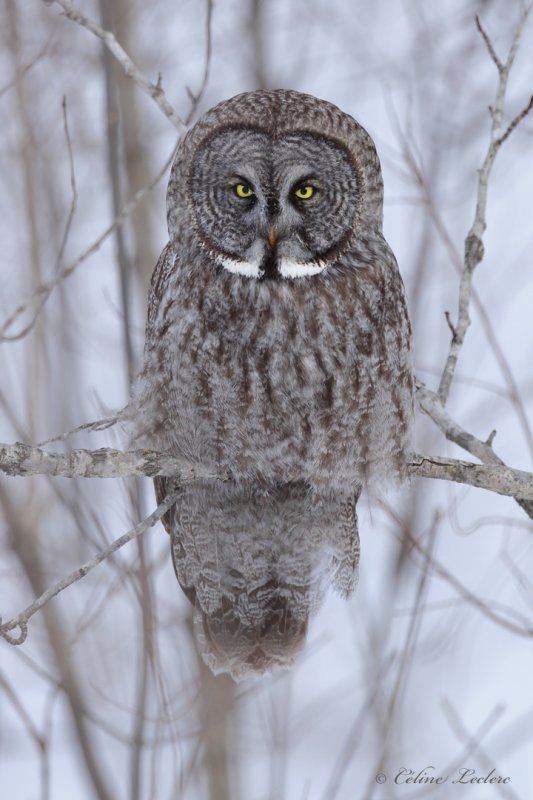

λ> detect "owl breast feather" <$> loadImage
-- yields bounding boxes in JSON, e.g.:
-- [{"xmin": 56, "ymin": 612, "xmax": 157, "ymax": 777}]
[{"xmin": 143, "ymin": 245, "xmax": 412, "ymax": 492}]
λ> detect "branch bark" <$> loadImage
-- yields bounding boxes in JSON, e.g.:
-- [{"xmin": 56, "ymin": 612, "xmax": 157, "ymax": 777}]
[
  {"xmin": 417, "ymin": 383, "xmax": 533, "ymax": 517},
  {"xmin": 408, "ymin": 454, "xmax": 533, "ymax": 502},
  {"xmin": 1, "ymin": 440, "xmax": 532, "ymax": 501},
  {"xmin": 0, "ymin": 442, "xmax": 218, "ymax": 480},
  {"xmin": 438, "ymin": 8, "xmax": 532, "ymax": 403},
  {"xmin": 44, "ymin": 0, "xmax": 187, "ymax": 135}
]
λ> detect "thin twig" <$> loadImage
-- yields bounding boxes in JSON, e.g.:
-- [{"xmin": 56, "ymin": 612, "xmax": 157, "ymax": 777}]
[
  {"xmin": 405, "ymin": 528, "xmax": 533, "ymax": 638},
  {"xmin": 0, "ymin": 147, "xmax": 176, "ymax": 341},
  {"xmin": 36, "ymin": 413, "xmax": 122, "ymax": 447},
  {"xmin": 0, "ymin": 669, "xmax": 45, "ymax": 750},
  {"xmin": 442, "ymin": 700, "xmax": 519, "ymax": 800},
  {"xmin": 0, "ymin": 41, "xmax": 50, "ymax": 99},
  {"xmin": 44, "ymin": 0, "xmax": 187, "ymax": 134},
  {"xmin": 323, "ymin": 654, "xmax": 396, "ymax": 800},
  {"xmin": 0, "ymin": 488, "xmax": 181, "ymax": 645},
  {"xmin": 185, "ymin": 0, "xmax": 214, "ymax": 116},
  {"xmin": 497, "ymin": 93, "xmax": 533, "ymax": 145},
  {"xmin": 98, "ymin": 0, "xmax": 136, "ymax": 386},
  {"xmin": 57, "ymin": 96, "xmax": 78, "ymax": 268},
  {"xmin": 475, "ymin": 15, "xmax": 503, "ymax": 71},
  {"xmin": 362, "ymin": 513, "xmax": 441, "ymax": 800},
  {"xmin": 438, "ymin": 8, "xmax": 532, "ymax": 402}
]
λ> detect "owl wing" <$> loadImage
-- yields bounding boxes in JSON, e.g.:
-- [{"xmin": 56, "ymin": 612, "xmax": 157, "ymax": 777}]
[
  {"xmin": 144, "ymin": 245, "xmax": 181, "ymax": 536},
  {"xmin": 154, "ymin": 475, "xmax": 172, "ymax": 536}
]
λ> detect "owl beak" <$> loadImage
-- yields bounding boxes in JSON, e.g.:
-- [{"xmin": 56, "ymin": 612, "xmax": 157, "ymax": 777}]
[{"xmin": 266, "ymin": 226, "xmax": 278, "ymax": 250}]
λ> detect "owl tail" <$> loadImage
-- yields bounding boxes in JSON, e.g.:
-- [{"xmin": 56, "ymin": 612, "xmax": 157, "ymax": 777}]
[
  {"xmin": 194, "ymin": 584, "xmax": 310, "ymax": 681},
  {"xmin": 165, "ymin": 480, "xmax": 360, "ymax": 681}
]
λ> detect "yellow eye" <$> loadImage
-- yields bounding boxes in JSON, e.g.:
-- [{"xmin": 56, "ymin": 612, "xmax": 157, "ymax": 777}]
[
  {"xmin": 294, "ymin": 185, "xmax": 315, "ymax": 200},
  {"xmin": 234, "ymin": 182, "xmax": 254, "ymax": 198}
]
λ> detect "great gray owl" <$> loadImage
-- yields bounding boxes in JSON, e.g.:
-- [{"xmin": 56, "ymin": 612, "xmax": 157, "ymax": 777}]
[{"xmin": 127, "ymin": 90, "xmax": 412, "ymax": 680}]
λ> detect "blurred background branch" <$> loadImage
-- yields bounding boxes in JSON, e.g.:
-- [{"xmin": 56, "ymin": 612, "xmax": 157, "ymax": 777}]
[{"xmin": 45, "ymin": 0, "xmax": 188, "ymax": 133}]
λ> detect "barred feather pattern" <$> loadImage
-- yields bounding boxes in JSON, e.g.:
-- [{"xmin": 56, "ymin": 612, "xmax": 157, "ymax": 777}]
[{"xmin": 127, "ymin": 90, "xmax": 413, "ymax": 680}]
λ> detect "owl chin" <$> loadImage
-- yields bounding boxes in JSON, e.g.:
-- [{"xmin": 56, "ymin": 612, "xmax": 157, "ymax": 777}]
[{"xmin": 216, "ymin": 228, "xmax": 330, "ymax": 280}]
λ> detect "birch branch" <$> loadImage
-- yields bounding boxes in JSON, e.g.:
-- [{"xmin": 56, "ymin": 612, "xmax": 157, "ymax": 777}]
[
  {"xmin": 408, "ymin": 454, "xmax": 533, "ymax": 502},
  {"xmin": 0, "ymin": 488, "xmax": 181, "ymax": 646},
  {"xmin": 417, "ymin": 383, "xmax": 501, "ymax": 465},
  {"xmin": 0, "ymin": 442, "xmax": 219, "ymax": 481},
  {"xmin": 44, "ymin": 0, "xmax": 188, "ymax": 135},
  {"xmin": 1, "ymin": 441, "xmax": 532, "ymax": 502},
  {"xmin": 438, "ymin": 8, "xmax": 533, "ymax": 403},
  {"xmin": 417, "ymin": 382, "xmax": 533, "ymax": 517}
]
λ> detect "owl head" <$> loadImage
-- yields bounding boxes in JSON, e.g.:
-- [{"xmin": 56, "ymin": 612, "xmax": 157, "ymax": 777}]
[{"xmin": 167, "ymin": 90, "xmax": 385, "ymax": 281}]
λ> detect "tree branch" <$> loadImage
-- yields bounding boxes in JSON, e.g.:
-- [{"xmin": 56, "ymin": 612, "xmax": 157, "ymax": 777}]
[
  {"xmin": 1, "ymin": 440, "xmax": 532, "ymax": 501},
  {"xmin": 0, "ymin": 487, "xmax": 181, "ymax": 646},
  {"xmin": 0, "ymin": 441, "xmax": 218, "ymax": 481},
  {"xmin": 438, "ymin": 8, "xmax": 532, "ymax": 403},
  {"xmin": 408, "ymin": 454, "xmax": 533, "ymax": 502},
  {"xmin": 417, "ymin": 382, "xmax": 501, "ymax": 465},
  {"xmin": 417, "ymin": 382, "xmax": 533, "ymax": 518},
  {"xmin": 0, "ymin": 146, "xmax": 176, "ymax": 342},
  {"xmin": 44, "ymin": 0, "xmax": 187, "ymax": 135}
]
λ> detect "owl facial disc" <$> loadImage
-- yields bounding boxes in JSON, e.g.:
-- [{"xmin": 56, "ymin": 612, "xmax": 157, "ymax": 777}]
[{"xmin": 190, "ymin": 126, "xmax": 358, "ymax": 281}]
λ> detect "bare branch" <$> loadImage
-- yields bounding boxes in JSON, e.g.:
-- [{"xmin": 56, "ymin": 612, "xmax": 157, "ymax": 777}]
[
  {"xmin": 44, "ymin": 0, "xmax": 187, "ymax": 135},
  {"xmin": 0, "ymin": 669, "xmax": 45, "ymax": 749},
  {"xmin": 1, "ymin": 439, "xmax": 532, "ymax": 502},
  {"xmin": 36, "ymin": 413, "xmax": 123, "ymax": 447},
  {"xmin": 98, "ymin": 0, "xmax": 136, "ymax": 386},
  {"xmin": 0, "ymin": 442, "xmax": 219, "ymax": 481},
  {"xmin": 58, "ymin": 96, "xmax": 78, "ymax": 267},
  {"xmin": 409, "ymin": 454, "xmax": 533, "ymax": 502},
  {"xmin": 475, "ymin": 15, "xmax": 503, "ymax": 72},
  {"xmin": 496, "ymin": 93, "xmax": 533, "ymax": 146},
  {"xmin": 442, "ymin": 700, "xmax": 520, "ymax": 800},
  {"xmin": 438, "ymin": 8, "xmax": 532, "ymax": 402},
  {"xmin": 417, "ymin": 382, "xmax": 501, "ymax": 465},
  {"xmin": 185, "ymin": 0, "xmax": 214, "ymax": 114},
  {"xmin": 417, "ymin": 381, "xmax": 533, "ymax": 518},
  {"xmin": 0, "ymin": 488, "xmax": 181, "ymax": 645},
  {"xmin": 405, "ymin": 526, "xmax": 533, "ymax": 638},
  {"xmin": 0, "ymin": 40, "xmax": 50, "ymax": 99},
  {"xmin": 389, "ymin": 99, "xmax": 533, "ymax": 455},
  {"xmin": 0, "ymin": 146, "xmax": 176, "ymax": 341},
  {"xmin": 362, "ymin": 514, "xmax": 441, "ymax": 800},
  {"xmin": 4, "ymin": 0, "xmax": 203, "ymax": 342}
]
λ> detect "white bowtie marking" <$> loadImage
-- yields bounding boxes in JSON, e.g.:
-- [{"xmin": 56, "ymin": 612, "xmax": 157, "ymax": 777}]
[{"xmin": 218, "ymin": 255, "xmax": 327, "ymax": 279}]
